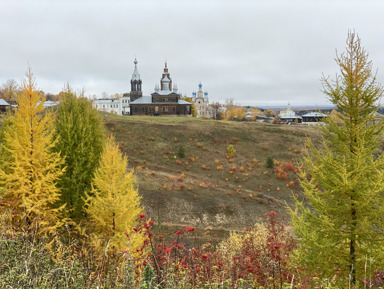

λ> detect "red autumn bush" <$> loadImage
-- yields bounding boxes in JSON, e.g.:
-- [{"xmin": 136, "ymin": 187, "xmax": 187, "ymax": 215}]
[
  {"xmin": 137, "ymin": 211, "xmax": 297, "ymax": 288},
  {"xmin": 284, "ymin": 161, "xmax": 298, "ymax": 173},
  {"xmin": 276, "ymin": 166, "xmax": 288, "ymax": 181}
]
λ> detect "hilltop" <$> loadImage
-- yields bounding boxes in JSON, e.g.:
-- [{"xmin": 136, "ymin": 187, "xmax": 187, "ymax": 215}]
[{"xmin": 103, "ymin": 114, "xmax": 322, "ymax": 234}]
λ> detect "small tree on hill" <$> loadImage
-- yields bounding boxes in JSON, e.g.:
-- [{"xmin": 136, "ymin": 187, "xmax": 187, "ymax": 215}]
[
  {"xmin": 291, "ymin": 32, "xmax": 384, "ymax": 286},
  {"xmin": 181, "ymin": 96, "xmax": 197, "ymax": 117},
  {"xmin": 0, "ymin": 69, "xmax": 65, "ymax": 235},
  {"xmin": 53, "ymin": 86, "xmax": 105, "ymax": 220},
  {"xmin": 83, "ymin": 135, "xmax": 144, "ymax": 255}
]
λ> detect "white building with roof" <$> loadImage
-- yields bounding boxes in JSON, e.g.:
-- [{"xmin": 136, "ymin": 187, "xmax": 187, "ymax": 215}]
[
  {"xmin": 92, "ymin": 95, "xmax": 130, "ymax": 115},
  {"xmin": 192, "ymin": 83, "xmax": 212, "ymax": 118},
  {"xmin": 302, "ymin": 112, "xmax": 327, "ymax": 123},
  {"xmin": 279, "ymin": 103, "xmax": 302, "ymax": 123}
]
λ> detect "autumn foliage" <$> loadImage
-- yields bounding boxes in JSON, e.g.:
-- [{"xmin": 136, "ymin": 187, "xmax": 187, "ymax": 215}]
[
  {"xmin": 83, "ymin": 135, "xmax": 145, "ymax": 257},
  {"xmin": 0, "ymin": 69, "xmax": 65, "ymax": 235}
]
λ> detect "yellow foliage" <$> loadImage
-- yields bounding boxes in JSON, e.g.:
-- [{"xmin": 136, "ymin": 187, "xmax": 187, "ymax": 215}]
[
  {"xmin": 329, "ymin": 109, "xmax": 344, "ymax": 125},
  {"xmin": 84, "ymin": 135, "xmax": 145, "ymax": 256},
  {"xmin": 221, "ymin": 106, "xmax": 247, "ymax": 121},
  {"xmin": 0, "ymin": 69, "xmax": 65, "ymax": 235},
  {"xmin": 218, "ymin": 224, "xmax": 268, "ymax": 265}
]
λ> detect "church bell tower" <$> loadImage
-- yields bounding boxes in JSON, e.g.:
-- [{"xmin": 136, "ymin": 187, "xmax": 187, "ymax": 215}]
[{"xmin": 130, "ymin": 58, "xmax": 142, "ymax": 102}]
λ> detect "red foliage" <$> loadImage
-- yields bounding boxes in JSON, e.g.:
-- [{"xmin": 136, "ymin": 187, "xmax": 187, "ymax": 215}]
[
  {"xmin": 133, "ymin": 212, "xmax": 297, "ymax": 287},
  {"xmin": 275, "ymin": 167, "xmax": 288, "ymax": 181}
]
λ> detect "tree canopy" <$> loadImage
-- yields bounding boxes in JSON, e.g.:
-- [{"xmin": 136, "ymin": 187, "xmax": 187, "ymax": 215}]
[
  {"xmin": 0, "ymin": 69, "xmax": 65, "ymax": 235},
  {"xmin": 53, "ymin": 87, "xmax": 105, "ymax": 220},
  {"xmin": 83, "ymin": 135, "xmax": 144, "ymax": 256},
  {"xmin": 291, "ymin": 32, "xmax": 384, "ymax": 286}
]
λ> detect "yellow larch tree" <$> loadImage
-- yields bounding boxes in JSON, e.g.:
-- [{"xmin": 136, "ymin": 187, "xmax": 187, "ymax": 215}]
[
  {"xmin": 84, "ymin": 135, "xmax": 145, "ymax": 257},
  {"xmin": 0, "ymin": 69, "xmax": 65, "ymax": 235}
]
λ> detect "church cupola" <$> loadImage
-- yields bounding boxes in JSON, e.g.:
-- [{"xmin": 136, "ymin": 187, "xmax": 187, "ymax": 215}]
[
  {"xmin": 130, "ymin": 58, "xmax": 143, "ymax": 102},
  {"xmin": 160, "ymin": 61, "xmax": 172, "ymax": 91}
]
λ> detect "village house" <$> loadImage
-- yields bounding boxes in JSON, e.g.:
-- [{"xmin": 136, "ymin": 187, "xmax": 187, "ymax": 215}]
[{"xmin": 0, "ymin": 99, "xmax": 10, "ymax": 112}]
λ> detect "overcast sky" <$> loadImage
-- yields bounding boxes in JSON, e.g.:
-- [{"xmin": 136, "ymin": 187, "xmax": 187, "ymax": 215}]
[{"xmin": 1, "ymin": 0, "xmax": 384, "ymax": 106}]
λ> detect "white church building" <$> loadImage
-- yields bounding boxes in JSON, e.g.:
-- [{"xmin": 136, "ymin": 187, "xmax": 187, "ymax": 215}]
[{"xmin": 192, "ymin": 83, "xmax": 213, "ymax": 118}]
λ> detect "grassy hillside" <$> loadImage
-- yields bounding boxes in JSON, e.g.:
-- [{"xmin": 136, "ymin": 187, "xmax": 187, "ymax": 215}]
[{"xmin": 103, "ymin": 114, "xmax": 322, "ymax": 234}]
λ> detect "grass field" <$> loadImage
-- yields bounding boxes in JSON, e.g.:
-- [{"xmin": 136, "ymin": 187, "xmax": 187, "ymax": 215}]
[{"xmin": 102, "ymin": 114, "xmax": 322, "ymax": 237}]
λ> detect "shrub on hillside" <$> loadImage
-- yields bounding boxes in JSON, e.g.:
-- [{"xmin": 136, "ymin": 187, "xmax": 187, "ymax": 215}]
[
  {"xmin": 227, "ymin": 144, "xmax": 236, "ymax": 155},
  {"xmin": 177, "ymin": 145, "xmax": 186, "ymax": 158},
  {"xmin": 266, "ymin": 156, "xmax": 274, "ymax": 168}
]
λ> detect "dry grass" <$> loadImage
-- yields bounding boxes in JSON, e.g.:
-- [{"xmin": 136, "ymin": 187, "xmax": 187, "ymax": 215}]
[{"xmin": 103, "ymin": 113, "xmax": 322, "ymax": 233}]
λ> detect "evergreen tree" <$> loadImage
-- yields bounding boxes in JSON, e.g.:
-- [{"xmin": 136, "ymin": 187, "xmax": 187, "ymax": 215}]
[
  {"xmin": 53, "ymin": 87, "xmax": 105, "ymax": 220},
  {"xmin": 83, "ymin": 135, "xmax": 144, "ymax": 254},
  {"xmin": 0, "ymin": 69, "xmax": 65, "ymax": 235},
  {"xmin": 291, "ymin": 32, "xmax": 384, "ymax": 286}
]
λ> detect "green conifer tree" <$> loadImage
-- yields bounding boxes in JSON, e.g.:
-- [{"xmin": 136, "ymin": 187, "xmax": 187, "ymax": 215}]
[
  {"xmin": 83, "ymin": 135, "xmax": 144, "ymax": 255},
  {"xmin": 0, "ymin": 69, "xmax": 65, "ymax": 235},
  {"xmin": 53, "ymin": 87, "xmax": 105, "ymax": 220},
  {"xmin": 291, "ymin": 32, "xmax": 384, "ymax": 286}
]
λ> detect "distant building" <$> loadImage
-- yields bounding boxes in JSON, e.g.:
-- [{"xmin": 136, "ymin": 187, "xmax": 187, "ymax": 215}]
[
  {"xmin": 129, "ymin": 61, "xmax": 191, "ymax": 116},
  {"xmin": 192, "ymin": 83, "xmax": 212, "ymax": 118},
  {"xmin": 42, "ymin": 100, "xmax": 59, "ymax": 108},
  {"xmin": 302, "ymin": 112, "xmax": 327, "ymax": 123},
  {"xmin": 92, "ymin": 95, "xmax": 130, "ymax": 115},
  {"xmin": 92, "ymin": 58, "xmax": 140, "ymax": 115},
  {"xmin": 0, "ymin": 99, "xmax": 10, "ymax": 112},
  {"xmin": 279, "ymin": 103, "xmax": 302, "ymax": 123}
]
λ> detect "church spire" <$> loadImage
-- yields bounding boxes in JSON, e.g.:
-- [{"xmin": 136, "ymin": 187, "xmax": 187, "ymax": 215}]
[
  {"xmin": 131, "ymin": 58, "xmax": 141, "ymax": 81},
  {"xmin": 130, "ymin": 58, "xmax": 142, "ymax": 102},
  {"xmin": 160, "ymin": 61, "xmax": 172, "ymax": 91}
]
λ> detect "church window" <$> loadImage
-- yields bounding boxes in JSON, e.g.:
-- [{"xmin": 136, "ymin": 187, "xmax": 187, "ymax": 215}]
[{"xmin": 172, "ymin": 107, "xmax": 176, "ymax": 112}]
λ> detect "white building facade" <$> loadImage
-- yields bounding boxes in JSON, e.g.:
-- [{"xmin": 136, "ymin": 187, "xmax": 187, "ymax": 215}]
[
  {"xmin": 192, "ymin": 83, "xmax": 213, "ymax": 118},
  {"xmin": 92, "ymin": 95, "xmax": 130, "ymax": 115}
]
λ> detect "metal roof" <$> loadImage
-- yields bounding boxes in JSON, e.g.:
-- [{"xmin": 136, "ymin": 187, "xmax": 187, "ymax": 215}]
[
  {"xmin": 131, "ymin": 58, "xmax": 141, "ymax": 81},
  {"xmin": 0, "ymin": 99, "xmax": 10, "ymax": 106},
  {"xmin": 280, "ymin": 115, "xmax": 302, "ymax": 119},
  {"xmin": 152, "ymin": 90, "xmax": 179, "ymax": 96},
  {"xmin": 43, "ymin": 100, "xmax": 59, "ymax": 107},
  {"xmin": 93, "ymin": 99, "xmax": 119, "ymax": 104},
  {"xmin": 302, "ymin": 112, "xmax": 327, "ymax": 117},
  {"xmin": 130, "ymin": 96, "xmax": 191, "ymax": 105},
  {"xmin": 130, "ymin": 96, "xmax": 152, "ymax": 104},
  {"xmin": 178, "ymin": 100, "xmax": 192, "ymax": 105}
]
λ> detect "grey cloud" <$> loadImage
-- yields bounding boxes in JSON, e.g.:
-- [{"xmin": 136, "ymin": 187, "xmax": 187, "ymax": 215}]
[{"xmin": 1, "ymin": 0, "xmax": 384, "ymax": 106}]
